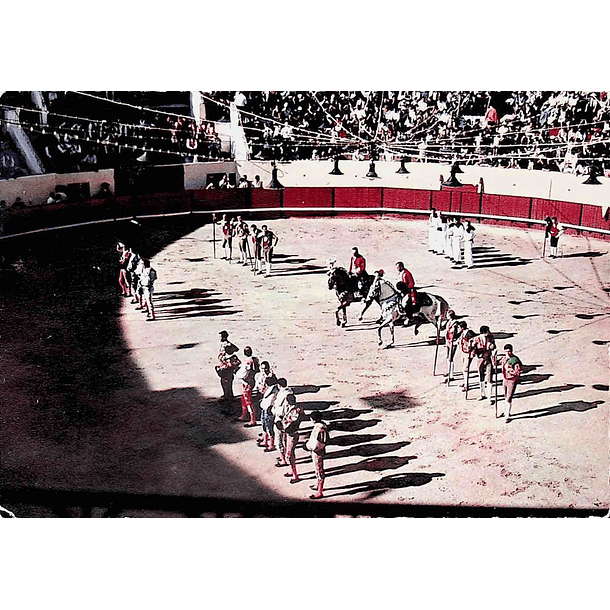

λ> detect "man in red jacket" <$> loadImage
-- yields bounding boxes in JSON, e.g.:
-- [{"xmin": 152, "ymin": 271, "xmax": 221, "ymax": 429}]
[
  {"xmin": 395, "ymin": 261, "xmax": 418, "ymax": 317},
  {"xmin": 349, "ymin": 247, "xmax": 366, "ymax": 276}
]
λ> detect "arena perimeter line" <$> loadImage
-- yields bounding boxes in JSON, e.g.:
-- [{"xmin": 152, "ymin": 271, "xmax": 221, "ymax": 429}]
[
  {"xmin": 2, "ymin": 207, "xmax": 610, "ymax": 242},
  {"xmin": 123, "ymin": 215, "xmax": 608, "ymax": 508}
]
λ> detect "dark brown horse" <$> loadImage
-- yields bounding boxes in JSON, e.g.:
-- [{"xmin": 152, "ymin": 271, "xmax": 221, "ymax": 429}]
[{"xmin": 327, "ymin": 265, "xmax": 374, "ymax": 327}]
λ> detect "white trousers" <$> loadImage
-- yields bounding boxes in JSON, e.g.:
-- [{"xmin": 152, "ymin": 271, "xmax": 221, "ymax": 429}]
[{"xmin": 464, "ymin": 239, "xmax": 474, "ymax": 267}]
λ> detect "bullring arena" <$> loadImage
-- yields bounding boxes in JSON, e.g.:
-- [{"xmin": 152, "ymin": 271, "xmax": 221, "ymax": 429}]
[
  {"xmin": 1, "ymin": 182, "xmax": 609, "ymax": 517},
  {"xmin": 1, "ymin": 91, "xmax": 610, "ymax": 518}
]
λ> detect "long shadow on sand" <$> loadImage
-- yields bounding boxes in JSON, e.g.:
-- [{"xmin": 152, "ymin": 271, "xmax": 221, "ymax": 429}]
[
  {"xmin": 324, "ymin": 472, "xmax": 446, "ymax": 499},
  {"xmin": 514, "ymin": 383, "xmax": 584, "ymax": 400},
  {"xmin": 511, "ymin": 400, "xmax": 604, "ymax": 420}
]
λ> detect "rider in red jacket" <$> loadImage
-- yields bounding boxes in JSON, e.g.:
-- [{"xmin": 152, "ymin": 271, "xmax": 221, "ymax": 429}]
[{"xmin": 395, "ymin": 261, "xmax": 417, "ymax": 315}]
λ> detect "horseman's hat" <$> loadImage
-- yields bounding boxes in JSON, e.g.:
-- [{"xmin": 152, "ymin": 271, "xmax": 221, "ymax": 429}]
[{"xmin": 375, "ymin": 269, "xmax": 384, "ymax": 276}]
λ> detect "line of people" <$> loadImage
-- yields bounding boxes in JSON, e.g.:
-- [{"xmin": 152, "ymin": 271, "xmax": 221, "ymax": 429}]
[
  {"xmin": 215, "ymin": 331, "xmax": 330, "ymax": 500},
  {"xmin": 428, "ymin": 209, "xmax": 476, "ymax": 268},
  {"xmin": 219, "ymin": 214, "xmax": 279, "ymax": 277},
  {"xmin": 443, "ymin": 311, "xmax": 522, "ymax": 423},
  {"xmin": 116, "ymin": 242, "xmax": 158, "ymax": 321}
]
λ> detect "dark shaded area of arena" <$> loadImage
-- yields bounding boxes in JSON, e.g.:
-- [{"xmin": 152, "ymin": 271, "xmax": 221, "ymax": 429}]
[{"xmin": 0, "ymin": 216, "xmax": 283, "ymax": 516}]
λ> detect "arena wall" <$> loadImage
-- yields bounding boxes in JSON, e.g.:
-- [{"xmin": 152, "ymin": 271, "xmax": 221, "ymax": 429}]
[{"xmin": 2, "ymin": 161, "xmax": 610, "ymax": 240}]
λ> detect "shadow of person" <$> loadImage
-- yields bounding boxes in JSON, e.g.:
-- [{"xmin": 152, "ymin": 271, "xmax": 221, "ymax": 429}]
[
  {"xmin": 307, "ymin": 441, "xmax": 412, "ymax": 464},
  {"xmin": 299, "ymin": 400, "xmax": 340, "ymax": 411},
  {"xmin": 320, "ymin": 407, "xmax": 374, "ymax": 420},
  {"xmin": 512, "ymin": 400, "xmax": 604, "ymax": 420},
  {"xmin": 328, "ymin": 433, "xmax": 386, "ymax": 446},
  {"xmin": 329, "ymin": 419, "xmax": 381, "ymax": 433},
  {"xmin": 291, "ymin": 384, "xmax": 331, "ymax": 396},
  {"xmin": 519, "ymin": 373, "xmax": 553, "ymax": 385},
  {"xmin": 325, "ymin": 472, "xmax": 445, "ymax": 499},
  {"xmin": 514, "ymin": 383, "xmax": 584, "ymax": 400},
  {"xmin": 561, "ymin": 251, "xmax": 606, "ymax": 259},
  {"xmin": 322, "ymin": 455, "xmax": 417, "ymax": 478}
]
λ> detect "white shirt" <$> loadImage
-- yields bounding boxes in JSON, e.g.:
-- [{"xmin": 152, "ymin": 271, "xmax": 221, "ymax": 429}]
[{"xmin": 272, "ymin": 386, "xmax": 294, "ymax": 418}]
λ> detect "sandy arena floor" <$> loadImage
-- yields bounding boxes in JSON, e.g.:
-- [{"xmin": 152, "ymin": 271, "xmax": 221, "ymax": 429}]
[
  {"xmin": 121, "ymin": 216, "xmax": 610, "ymax": 510},
  {"xmin": 1, "ymin": 214, "xmax": 609, "ymax": 514}
]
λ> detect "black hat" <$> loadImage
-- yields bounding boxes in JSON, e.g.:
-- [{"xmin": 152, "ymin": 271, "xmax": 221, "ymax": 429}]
[{"xmin": 219, "ymin": 330, "xmax": 229, "ymax": 338}]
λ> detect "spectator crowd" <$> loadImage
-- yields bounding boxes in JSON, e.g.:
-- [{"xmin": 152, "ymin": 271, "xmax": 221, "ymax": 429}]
[
  {"xmin": 3, "ymin": 91, "xmax": 610, "ymax": 177},
  {"xmin": 207, "ymin": 91, "xmax": 610, "ymax": 175}
]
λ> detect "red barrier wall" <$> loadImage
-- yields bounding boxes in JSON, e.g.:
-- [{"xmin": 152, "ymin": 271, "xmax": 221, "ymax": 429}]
[
  {"xmin": 383, "ymin": 188, "xmax": 431, "ymax": 210},
  {"xmin": 456, "ymin": 190, "xmax": 481, "ymax": 216},
  {"xmin": 530, "ymin": 198, "xmax": 583, "ymax": 234},
  {"xmin": 480, "ymin": 194, "xmax": 532, "ymax": 226},
  {"xmin": 431, "ymin": 190, "xmax": 451, "ymax": 212},
  {"xmin": 282, "ymin": 187, "xmax": 332, "ymax": 208},
  {"xmin": 3, "ymin": 185, "xmax": 610, "ymax": 242},
  {"xmin": 251, "ymin": 188, "xmax": 281, "ymax": 209},
  {"xmin": 334, "ymin": 187, "xmax": 382, "ymax": 208},
  {"xmin": 192, "ymin": 189, "xmax": 250, "ymax": 211}
]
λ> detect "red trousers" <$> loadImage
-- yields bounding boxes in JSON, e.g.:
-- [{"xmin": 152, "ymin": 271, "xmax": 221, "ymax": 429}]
[{"xmin": 240, "ymin": 384, "xmax": 256, "ymax": 424}]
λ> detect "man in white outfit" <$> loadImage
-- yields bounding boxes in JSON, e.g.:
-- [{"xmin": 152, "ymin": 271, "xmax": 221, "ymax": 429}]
[
  {"xmin": 463, "ymin": 220, "xmax": 476, "ymax": 268},
  {"xmin": 428, "ymin": 208, "xmax": 440, "ymax": 253},
  {"xmin": 451, "ymin": 218, "xmax": 465, "ymax": 265}
]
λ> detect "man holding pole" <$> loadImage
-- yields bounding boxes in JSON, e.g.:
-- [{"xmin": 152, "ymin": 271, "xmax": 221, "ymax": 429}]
[
  {"xmin": 235, "ymin": 216, "xmax": 250, "ymax": 265},
  {"xmin": 460, "ymin": 327, "xmax": 475, "ymax": 396},
  {"xmin": 469, "ymin": 325, "xmax": 497, "ymax": 405},
  {"xmin": 221, "ymin": 214, "xmax": 233, "ymax": 261},
  {"xmin": 444, "ymin": 310, "xmax": 460, "ymax": 384}
]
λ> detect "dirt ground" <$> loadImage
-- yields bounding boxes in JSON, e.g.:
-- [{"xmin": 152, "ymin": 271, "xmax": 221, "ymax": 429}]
[{"xmin": 1, "ymin": 215, "xmax": 609, "ymax": 513}]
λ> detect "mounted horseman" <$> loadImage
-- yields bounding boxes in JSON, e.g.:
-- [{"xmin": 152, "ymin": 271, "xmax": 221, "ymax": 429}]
[{"xmin": 327, "ymin": 247, "xmax": 374, "ymax": 327}]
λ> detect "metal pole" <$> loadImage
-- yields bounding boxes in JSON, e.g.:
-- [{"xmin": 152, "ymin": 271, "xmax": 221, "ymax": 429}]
[
  {"xmin": 433, "ymin": 322, "xmax": 441, "ymax": 376},
  {"xmin": 245, "ymin": 236, "xmax": 254, "ymax": 269},
  {"xmin": 542, "ymin": 230, "xmax": 546, "ymax": 258},
  {"xmin": 212, "ymin": 213, "xmax": 216, "ymax": 259},
  {"xmin": 494, "ymin": 355, "xmax": 499, "ymax": 418}
]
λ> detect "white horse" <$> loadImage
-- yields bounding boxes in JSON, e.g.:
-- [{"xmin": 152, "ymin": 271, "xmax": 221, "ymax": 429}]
[
  {"xmin": 366, "ymin": 277, "xmax": 451, "ymax": 347},
  {"xmin": 360, "ymin": 275, "xmax": 402, "ymax": 329}
]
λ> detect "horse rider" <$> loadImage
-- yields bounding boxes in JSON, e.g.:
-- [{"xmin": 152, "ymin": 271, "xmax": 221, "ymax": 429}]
[
  {"xmin": 395, "ymin": 261, "xmax": 418, "ymax": 318},
  {"xmin": 349, "ymin": 247, "xmax": 368, "ymax": 297}
]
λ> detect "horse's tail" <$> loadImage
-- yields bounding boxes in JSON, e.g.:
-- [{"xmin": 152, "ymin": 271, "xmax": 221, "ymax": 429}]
[{"xmin": 435, "ymin": 296, "xmax": 450, "ymax": 328}]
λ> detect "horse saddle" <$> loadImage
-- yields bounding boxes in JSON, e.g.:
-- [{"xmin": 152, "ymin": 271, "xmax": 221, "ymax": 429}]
[{"xmin": 418, "ymin": 293, "xmax": 433, "ymax": 308}]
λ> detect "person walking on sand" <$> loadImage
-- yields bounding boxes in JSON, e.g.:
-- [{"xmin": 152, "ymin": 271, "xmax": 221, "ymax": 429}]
[
  {"xmin": 255, "ymin": 361, "xmax": 279, "ymax": 449},
  {"xmin": 235, "ymin": 346, "xmax": 260, "ymax": 427},
  {"xmin": 272, "ymin": 378, "xmax": 293, "ymax": 466},
  {"xmin": 498, "ymin": 344, "xmax": 522, "ymax": 423},
  {"xmin": 215, "ymin": 331, "xmax": 240, "ymax": 404},
  {"xmin": 262, "ymin": 224, "xmax": 279, "ymax": 277},
  {"xmin": 279, "ymin": 394, "xmax": 304, "ymax": 484},
  {"xmin": 306, "ymin": 410, "xmax": 330, "ymax": 500},
  {"xmin": 140, "ymin": 259, "xmax": 157, "ymax": 321},
  {"xmin": 470, "ymin": 325, "xmax": 497, "ymax": 404},
  {"xmin": 463, "ymin": 220, "xmax": 476, "ymax": 268},
  {"xmin": 547, "ymin": 216, "xmax": 564, "ymax": 258}
]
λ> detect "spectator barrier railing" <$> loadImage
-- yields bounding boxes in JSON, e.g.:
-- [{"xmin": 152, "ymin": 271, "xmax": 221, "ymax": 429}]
[{"xmin": 2, "ymin": 186, "xmax": 610, "ymax": 242}]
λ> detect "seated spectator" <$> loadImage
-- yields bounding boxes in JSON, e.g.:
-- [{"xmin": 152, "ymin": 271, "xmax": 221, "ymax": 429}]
[{"xmin": 96, "ymin": 183, "xmax": 113, "ymax": 198}]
